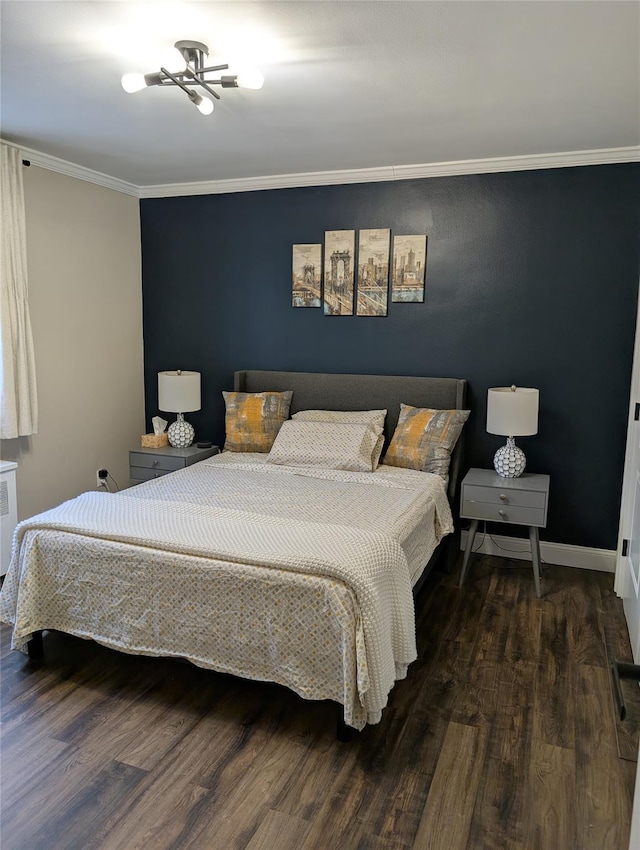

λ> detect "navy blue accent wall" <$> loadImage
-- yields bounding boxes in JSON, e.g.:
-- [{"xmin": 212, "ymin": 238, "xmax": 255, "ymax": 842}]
[{"xmin": 141, "ymin": 164, "xmax": 639, "ymax": 550}]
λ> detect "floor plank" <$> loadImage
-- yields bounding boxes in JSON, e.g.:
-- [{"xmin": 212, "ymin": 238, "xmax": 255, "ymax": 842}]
[
  {"xmin": 525, "ymin": 740, "xmax": 577, "ymax": 850},
  {"xmin": 533, "ymin": 604, "xmax": 576, "ymax": 750},
  {"xmin": 1, "ymin": 745, "xmax": 141, "ymax": 850},
  {"xmin": 575, "ymin": 752, "xmax": 636, "ymax": 850},
  {"xmin": 94, "ymin": 771, "xmax": 210, "ymax": 850},
  {"xmin": 24, "ymin": 760, "xmax": 148, "ymax": 850},
  {"xmin": 245, "ymin": 810, "xmax": 312, "ymax": 850},
  {"xmin": 466, "ymin": 660, "xmax": 535, "ymax": 850},
  {"xmin": 412, "ymin": 721, "xmax": 487, "ymax": 850}
]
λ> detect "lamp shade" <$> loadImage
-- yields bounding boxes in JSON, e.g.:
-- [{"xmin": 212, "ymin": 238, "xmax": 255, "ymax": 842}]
[
  {"xmin": 487, "ymin": 386, "xmax": 539, "ymax": 437},
  {"xmin": 158, "ymin": 370, "xmax": 201, "ymax": 413}
]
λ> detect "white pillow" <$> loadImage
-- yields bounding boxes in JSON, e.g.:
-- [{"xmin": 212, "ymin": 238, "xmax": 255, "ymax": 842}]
[
  {"xmin": 292, "ymin": 408, "xmax": 386, "ymax": 430},
  {"xmin": 291, "ymin": 409, "xmax": 387, "ymax": 469},
  {"xmin": 267, "ymin": 420, "xmax": 381, "ymax": 472}
]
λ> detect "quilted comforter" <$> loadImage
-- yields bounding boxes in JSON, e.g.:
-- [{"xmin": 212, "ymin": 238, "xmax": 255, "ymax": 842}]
[{"xmin": 0, "ymin": 454, "xmax": 453, "ymax": 728}]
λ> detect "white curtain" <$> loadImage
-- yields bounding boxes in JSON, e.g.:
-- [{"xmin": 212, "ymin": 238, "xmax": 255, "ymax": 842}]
[{"xmin": 1, "ymin": 144, "xmax": 38, "ymax": 438}]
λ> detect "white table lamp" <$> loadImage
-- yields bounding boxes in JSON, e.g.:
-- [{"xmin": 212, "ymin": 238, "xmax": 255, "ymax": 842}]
[
  {"xmin": 158, "ymin": 370, "xmax": 201, "ymax": 448},
  {"xmin": 487, "ymin": 385, "xmax": 539, "ymax": 478}
]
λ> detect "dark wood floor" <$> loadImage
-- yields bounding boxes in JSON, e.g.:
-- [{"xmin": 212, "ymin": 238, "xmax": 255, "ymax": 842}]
[{"xmin": 1, "ymin": 555, "xmax": 638, "ymax": 850}]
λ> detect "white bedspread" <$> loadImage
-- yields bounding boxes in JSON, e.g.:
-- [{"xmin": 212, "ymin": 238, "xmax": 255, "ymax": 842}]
[{"xmin": 0, "ymin": 454, "xmax": 453, "ymax": 728}]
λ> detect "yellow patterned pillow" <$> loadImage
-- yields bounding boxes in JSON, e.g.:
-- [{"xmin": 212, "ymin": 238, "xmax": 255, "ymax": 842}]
[
  {"xmin": 383, "ymin": 404, "xmax": 470, "ymax": 478},
  {"xmin": 223, "ymin": 390, "xmax": 293, "ymax": 453}
]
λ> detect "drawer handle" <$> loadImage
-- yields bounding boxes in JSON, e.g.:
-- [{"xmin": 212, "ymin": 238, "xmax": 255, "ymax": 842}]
[
  {"xmin": 498, "ymin": 509, "xmax": 507, "ymax": 517},
  {"xmin": 153, "ymin": 459, "xmax": 159, "ymax": 466},
  {"xmin": 154, "ymin": 472, "xmax": 159, "ymax": 478},
  {"xmin": 499, "ymin": 493, "xmax": 507, "ymax": 502}
]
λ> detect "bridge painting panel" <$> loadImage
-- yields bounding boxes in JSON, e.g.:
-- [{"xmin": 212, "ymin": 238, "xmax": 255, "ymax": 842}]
[
  {"xmin": 292, "ymin": 243, "xmax": 322, "ymax": 307},
  {"xmin": 323, "ymin": 230, "xmax": 355, "ymax": 315},
  {"xmin": 356, "ymin": 228, "xmax": 391, "ymax": 317}
]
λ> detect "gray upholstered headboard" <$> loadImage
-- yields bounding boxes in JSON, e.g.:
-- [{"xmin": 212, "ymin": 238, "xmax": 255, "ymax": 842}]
[{"xmin": 233, "ymin": 370, "xmax": 468, "ymax": 505}]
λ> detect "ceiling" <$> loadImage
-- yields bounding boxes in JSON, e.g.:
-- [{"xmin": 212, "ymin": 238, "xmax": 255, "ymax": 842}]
[{"xmin": 1, "ymin": 1, "xmax": 638, "ymax": 190}]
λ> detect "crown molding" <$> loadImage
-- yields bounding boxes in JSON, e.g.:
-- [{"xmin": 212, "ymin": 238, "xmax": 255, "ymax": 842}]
[
  {"xmin": 0, "ymin": 139, "xmax": 139, "ymax": 197},
  {"xmin": 2, "ymin": 138, "xmax": 638, "ymax": 199},
  {"xmin": 138, "ymin": 165, "xmax": 397, "ymax": 198},
  {"xmin": 139, "ymin": 146, "xmax": 639, "ymax": 198},
  {"xmin": 390, "ymin": 146, "xmax": 640, "ymax": 180}
]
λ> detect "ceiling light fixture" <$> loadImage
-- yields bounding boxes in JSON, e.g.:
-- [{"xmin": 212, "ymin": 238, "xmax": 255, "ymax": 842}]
[{"xmin": 121, "ymin": 40, "xmax": 264, "ymax": 116}]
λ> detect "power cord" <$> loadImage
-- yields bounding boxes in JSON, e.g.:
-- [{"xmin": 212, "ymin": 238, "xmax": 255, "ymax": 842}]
[
  {"xmin": 107, "ymin": 472, "xmax": 120, "ymax": 492},
  {"xmin": 463, "ymin": 522, "xmax": 547, "ymax": 566},
  {"xmin": 487, "ymin": 531, "xmax": 548, "ymax": 566},
  {"xmin": 470, "ymin": 520, "xmax": 487, "ymax": 552}
]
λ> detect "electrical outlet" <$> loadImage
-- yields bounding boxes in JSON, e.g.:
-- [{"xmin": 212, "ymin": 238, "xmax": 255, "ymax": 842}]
[{"xmin": 96, "ymin": 469, "xmax": 108, "ymax": 488}]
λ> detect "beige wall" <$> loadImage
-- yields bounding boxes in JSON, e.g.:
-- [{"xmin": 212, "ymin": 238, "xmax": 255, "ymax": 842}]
[{"xmin": 1, "ymin": 167, "xmax": 144, "ymax": 520}]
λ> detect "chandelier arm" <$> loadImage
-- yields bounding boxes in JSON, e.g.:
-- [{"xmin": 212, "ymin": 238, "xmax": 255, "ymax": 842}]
[
  {"xmin": 151, "ymin": 76, "xmax": 188, "ymax": 87},
  {"xmin": 159, "ymin": 67, "xmax": 197, "ymax": 98},
  {"xmin": 199, "ymin": 64, "xmax": 230, "ymax": 75},
  {"xmin": 153, "ymin": 71, "xmax": 196, "ymax": 87},
  {"xmin": 183, "ymin": 68, "xmax": 221, "ymax": 100}
]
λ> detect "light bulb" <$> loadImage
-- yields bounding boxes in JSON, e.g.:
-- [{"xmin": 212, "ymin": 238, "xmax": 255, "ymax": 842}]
[
  {"xmin": 121, "ymin": 73, "xmax": 147, "ymax": 93},
  {"xmin": 194, "ymin": 94, "xmax": 214, "ymax": 115},
  {"xmin": 236, "ymin": 69, "xmax": 264, "ymax": 90}
]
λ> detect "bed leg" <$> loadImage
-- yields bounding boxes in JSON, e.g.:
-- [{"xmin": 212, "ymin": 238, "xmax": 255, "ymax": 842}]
[
  {"xmin": 27, "ymin": 630, "xmax": 44, "ymax": 660},
  {"xmin": 444, "ymin": 527, "xmax": 461, "ymax": 573},
  {"xmin": 336, "ymin": 707, "xmax": 359, "ymax": 743}
]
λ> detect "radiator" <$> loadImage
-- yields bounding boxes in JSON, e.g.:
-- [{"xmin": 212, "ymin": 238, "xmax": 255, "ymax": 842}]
[{"xmin": 0, "ymin": 461, "xmax": 18, "ymax": 577}]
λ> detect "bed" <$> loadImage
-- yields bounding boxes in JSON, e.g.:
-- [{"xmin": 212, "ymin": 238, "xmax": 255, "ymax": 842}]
[{"xmin": 0, "ymin": 370, "xmax": 468, "ymax": 731}]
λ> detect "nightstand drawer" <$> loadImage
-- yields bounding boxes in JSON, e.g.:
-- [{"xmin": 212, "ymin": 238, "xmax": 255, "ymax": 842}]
[
  {"xmin": 463, "ymin": 484, "xmax": 546, "ymax": 510},
  {"xmin": 461, "ymin": 499, "xmax": 546, "ymax": 527},
  {"xmin": 129, "ymin": 466, "xmax": 173, "ymax": 482},
  {"xmin": 129, "ymin": 452, "xmax": 186, "ymax": 472}
]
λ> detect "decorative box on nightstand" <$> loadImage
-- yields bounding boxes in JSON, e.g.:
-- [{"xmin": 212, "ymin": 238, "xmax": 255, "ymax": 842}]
[
  {"xmin": 129, "ymin": 444, "xmax": 219, "ymax": 484},
  {"xmin": 458, "ymin": 467, "xmax": 550, "ymax": 597}
]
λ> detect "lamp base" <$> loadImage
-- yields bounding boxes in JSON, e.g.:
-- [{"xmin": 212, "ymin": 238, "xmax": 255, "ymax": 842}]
[
  {"xmin": 494, "ymin": 436, "xmax": 526, "ymax": 478},
  {"xmin": 168, "ymin": 413, "xmax": 195, "ymax": 448}
]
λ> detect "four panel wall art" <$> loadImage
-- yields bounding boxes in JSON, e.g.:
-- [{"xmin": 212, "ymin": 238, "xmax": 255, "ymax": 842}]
[{"xmin": 292, "ymin": 229, "xmax": 427, "ymax": 315}]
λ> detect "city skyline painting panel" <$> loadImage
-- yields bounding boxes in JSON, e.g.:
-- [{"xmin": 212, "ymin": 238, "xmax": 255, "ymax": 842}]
[
  {"xmin": 292, "ymin": 243, "xmax": 322, "ymax": 307},
  {"xmin": 356, "ymin": 228, "xmax": 390, "ymax": 316},
  {"xmin": 391, "ymin": 235, "xmax": 427, "ymax": 303},
  {"xmin": 323, "ymin": 230, "xmax": 355, "ymax": 316}
]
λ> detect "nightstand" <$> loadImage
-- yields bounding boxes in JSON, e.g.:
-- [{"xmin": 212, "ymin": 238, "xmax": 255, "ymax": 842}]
[
  {"xmin": 458, "ymin": 468, "xmax": 550, "ymax": 597},
  {"xmin": 129, "ymin": 444, "xmax": 219, "ymax": 483}
]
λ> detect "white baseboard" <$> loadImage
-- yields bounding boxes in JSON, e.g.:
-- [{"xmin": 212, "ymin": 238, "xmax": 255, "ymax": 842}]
[{"xmin": 460, "ymin": 528, "xmax": 616, "ymax": 573}]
